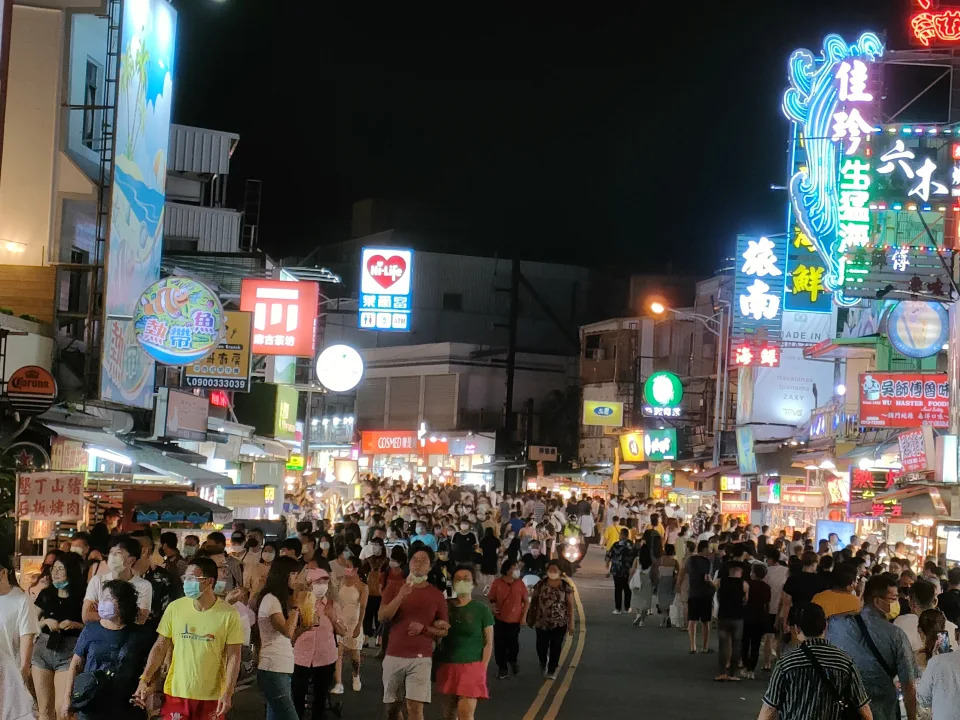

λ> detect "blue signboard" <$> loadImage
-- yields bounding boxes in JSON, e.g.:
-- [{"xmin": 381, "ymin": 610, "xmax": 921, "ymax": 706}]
[
  {"xmin": 732, "ymin": 234, "xmax": 787, "ymax": 341},
  {"xmin": 358, "ymin": 247, "xmax": 413, "ymax": 332}
]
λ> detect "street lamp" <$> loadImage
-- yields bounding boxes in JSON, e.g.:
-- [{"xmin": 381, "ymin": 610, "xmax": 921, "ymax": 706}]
[{"xmin": 647, "ymin": 298, "xmax": 731, "ymax": 466}]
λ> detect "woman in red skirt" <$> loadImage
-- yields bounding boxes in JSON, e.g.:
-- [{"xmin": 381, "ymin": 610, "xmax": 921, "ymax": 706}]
[{"xmin": 434, "ymin": 565, "xmax": 494, "ymax": 720}]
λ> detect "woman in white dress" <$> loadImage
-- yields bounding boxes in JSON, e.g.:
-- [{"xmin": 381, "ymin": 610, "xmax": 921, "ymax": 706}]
[{"xmin": 331, "ymin": 556, "xmax": 368, "ymax": 695}]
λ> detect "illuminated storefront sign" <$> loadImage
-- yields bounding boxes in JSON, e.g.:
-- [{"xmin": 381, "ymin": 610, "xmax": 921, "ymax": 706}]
[
  {"xmin": 134, "ymin": 277, "xmax": 223, "ymax": 365},
  {"xmin": 100, "ymin": 0, "xmax": 178, "ymax": 408},
  {"xmin": 911, "ymin": 1, "xmax": 960, "ymax": 46},
  {"xmin": 642, "ymin": 371, "xmax": 683, "ymax": 417},
  {"xmin": 731, "ymin": 340, "xmax": 781, "ymax": 367},
  {"xmin": 582, "ymin": 401, "xmax": 624, "ymax": 428},
  {"xmin": 360, "ymin": 431, "xmax": 417, "ymax": 455},
  {"xmin": 184, "ymin": 311, "xmax": 253, "ymax": 392},
  {"xmin": 859, "ymin": 371, "xmax": 949, "ymax": 428},
  {"xmin": 359, "ymin": 247, "xmax": 413, "ymax": 332},
  {"xmin": 619, "ymin": 432, "xmax": 644, "ymax": 462},
  {"xmin": 643, "ymin": 428, "xmax": 677, "ymax": 461},
  {"xmin": 732, "ymin": 234, "xmax": 786, "ymax": 341},
  {"xmin": 782, "ymin": 32, "xmax": 883, "ymax": 308},
  {"xmin": 240, "ymin": 279, "xmax": 319, "ymax": 357},
  {"xmin": 899, "ymin": 426, "xmax": 936, "ymax": 473}
]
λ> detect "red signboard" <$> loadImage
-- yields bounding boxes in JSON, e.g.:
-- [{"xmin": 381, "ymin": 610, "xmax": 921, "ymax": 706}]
[
  {"xmin": 910, "ymin": 1, "xmax": 960, "ymax": 46},
  {"xmin": 239, "ymin": 279, "xmax": 319, "ymax": 357},
  {"xmin": 360, "ymin": 431, "xmax": 417, "ymax": 455},
  {"xmin": 858, "ymin": 372, "xmax": 949, "ymax": 428},
  {"xmin": 899, "ymin": 427, "xmax": 935, "ymax": 473},
  {"xmin": 731, "ymin": 341, "xmax": 780, "ymax": 367},
  {"xmin": 849, "ymin": 468, "xmax": 896, "ymax": 512}
]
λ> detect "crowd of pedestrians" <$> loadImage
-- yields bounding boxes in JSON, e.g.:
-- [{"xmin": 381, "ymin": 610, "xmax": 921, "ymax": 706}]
[{"xmin": 0, "ymin": 479, "xmax": 610, "ymax": 720}]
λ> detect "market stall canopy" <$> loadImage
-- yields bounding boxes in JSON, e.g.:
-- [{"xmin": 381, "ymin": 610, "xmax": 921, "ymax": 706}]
[
  {"xmin": 126, "ymin": 444, "xmax": 231, "ymax": 486},
  {"xmin": 240, "ymin": 436, "xmax": 290, "ymax": 460},
  {"xmin": 620, "ymin": 469, "xmax": 651, "ymax": 480},
  {"xmin": 45, "ymin": 423, "xmax": 129, "ymax": 453},
  {"xmin": 134, "ymin": 494, "xmax": 232, "ymax": 525}
]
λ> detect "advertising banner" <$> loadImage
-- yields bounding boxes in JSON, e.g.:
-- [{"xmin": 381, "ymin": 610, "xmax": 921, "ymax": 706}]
[
  {"xmin": 359, "ymin": 247, "xmax": 413, "ymax": 332},
  {"xmin": 16, "ymin": 472, "xmax": 84, "ymax": 522},
  {"xmin": 154, "ymin": 388, "xmax": 209, "ymax": 441},
  {"xmin": 240, "ymin": 279, "xmax": 319, "ymax": 357},
  {"xmin": 582, "ymin": 401, "xmax": 623, "ymax": 428},
  {"xmin": 899, "ymin": 426, "xmax": 936, "ymax": 473},
  {"xmin": 858, "ymin": 372, "xmax": 949, "ymax": 428},
  {"xmin": 749, "ymin": 348, "xmax": 835, "ymax": 437},
  {"xmin": 100, "ymin": 0, "xmax": 178, "ymax": 408},
  {"xmin": 184, "ymin": 311, "xmax": 253, "ymax": 391}
]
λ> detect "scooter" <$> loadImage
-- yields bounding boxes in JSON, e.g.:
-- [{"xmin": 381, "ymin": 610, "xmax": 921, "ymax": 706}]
[{"xmin": 559, "ymin": 533, "xmax": 583, "ymax": 576}]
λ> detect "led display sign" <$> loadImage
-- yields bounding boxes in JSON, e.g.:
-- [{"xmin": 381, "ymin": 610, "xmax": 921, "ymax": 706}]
[
  {"xmin": 240, "ymin": 279, "xmax": 319, "ymax": 357},
  {"xmin": 359, "ymin": 247, "xmax": 413, "ymax": 332}
]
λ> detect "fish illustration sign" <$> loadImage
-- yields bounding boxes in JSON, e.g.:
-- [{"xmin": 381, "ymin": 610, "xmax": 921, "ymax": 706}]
[
  {"xmin": 134, "ymin": 277, "xmax": 223, "ymax": 365},
  {"xmin": 100, "ymin": 0, "xmax": 178, "ymax": 407}
]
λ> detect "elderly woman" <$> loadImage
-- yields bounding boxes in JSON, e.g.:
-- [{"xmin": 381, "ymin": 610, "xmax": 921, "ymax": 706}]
[{"xmin": 528, "ymin": 560, "xmax": 575, "ymax": 679}]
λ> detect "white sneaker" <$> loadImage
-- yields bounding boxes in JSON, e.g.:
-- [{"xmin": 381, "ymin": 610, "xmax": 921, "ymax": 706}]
[
  {"xmin": 625, "ymin": 607, "xmax": 632, "ymax": 613},
  {"xmin": 546, "ymin": 671, "xmax": 557, "ymax": 680},
  {"xmin": 612, "ymin": 609, "xmax": 621, "ymax": 615},
  {"xmin": 352, "ymin": 675, "xmax": 362, "ymax": 692},
  {"xmin": 331, "ymin": 683, "xmax": 344, "ymax": 695}
]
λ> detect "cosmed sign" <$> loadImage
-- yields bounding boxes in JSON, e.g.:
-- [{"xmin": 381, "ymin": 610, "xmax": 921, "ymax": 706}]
[
  {"xmin": 359, "ymin": 247, "xmax": 413, "ymax": 332},
  {"xmin": 859, "ymin": 372, "xmax": 949, "ymax": 428}
]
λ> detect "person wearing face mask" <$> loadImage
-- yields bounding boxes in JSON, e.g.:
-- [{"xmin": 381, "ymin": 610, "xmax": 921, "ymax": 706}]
[
  {"xmin": 159, "ymin": 532, "xmax": 187, "ymax": 579},
  {"xmin": 292, "ymin": 568, "xmax": 345, "ymax": 720},
  {"xmin": 246, "ymin": 542, "xmax": 277, "ymax": 598},
  {"xmin": 451, "ymin": 519, "xmax": 479, "ymax": 565},
  {"xmin": 429, "ymin": 543, "xmax": 457, "ymax": 597},
  {"xmin": 129, "ymin": 531, "xmax": 183, "ymax": 633},
  {"xmin": 62, "ymin": 579, "xmax": 152, "ymax": 720},
  {"xmin": 827, "ymin": 573, "xmax": 919, "ymax": 720},
  {"xmin": 252, "ymin": 556, "xmax": 302, "ymax": 720},
  {"xmin": 133, "ymin": 557, "xmax": 245, "ymax": 720},
  {"xmin": 528, "ymin": 561, "xmax": 575, "ymax": 680},
  {"xmin": 488, "ymin": 559, "xmax": 529, "ymax": 679},
  {"xmin": 331, "ymin": 556, "xmax": 368, "ymax": 695},
  {"xmin": 434, "ymin": 566, "xmax": 493, "ymax": 720},
  {"xmin": 410, "ymin": 522, "xmax": 438, "ymax": 552},
  {"xmin": 31, "ymin": 552, "xmax": 86, "ymax": 720},
  {"xmin": 229, "ymin": 531, "xmax": 246, "ymax": 558},
  {"xmin": 478, "ymin": 528, "xmax": 501, "ymax": 590},
  {"xmin": 316, "ymin": 534, "xmax": 333, "ymax": 561},
  {"xmin": 81, "ymin": 535, "xmax": 153, "ymax": 625},
  {"xmin": 205, "ymin": 532, "xmax": 243, "ymax": 592}
]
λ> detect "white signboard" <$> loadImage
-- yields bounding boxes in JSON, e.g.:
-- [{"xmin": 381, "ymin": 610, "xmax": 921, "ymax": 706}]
[
  {"xmin": 528, "ymin": 445, "xmax": 558, "ymax": 461},
  {"xmin": 359, "ymin": 247, "xmax": 413, "ymax": 332},
  {"xmin": 780, "ymin": 309, "xmax": 836, "ymax": 348},
  {"xmin": 750, "ymin": 347, "xmax": 835, "ymax": 439}
]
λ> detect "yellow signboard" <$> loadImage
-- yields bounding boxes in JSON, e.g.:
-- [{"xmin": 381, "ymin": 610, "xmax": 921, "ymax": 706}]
[
  {"xmin": 286, "ymin": 454, "xmax": 304, "ymax": 471},
  {"xmin": 184, "ymin": 311, "xmax": 253, "ymax": 392},
  {"xmin": 619, "ymin": 432, "xmax": 644, "ymax": 461},
  {"xmin": 582, "ymin": 400, "xmax": 624, "ymax": 427}
]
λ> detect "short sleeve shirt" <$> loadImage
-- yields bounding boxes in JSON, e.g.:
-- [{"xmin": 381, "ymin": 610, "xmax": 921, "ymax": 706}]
[
  {"xmin": 83, "ymin": 572, "xmax": 153, "ymax": 616},
  {"xmin": 435, "ymin": 600, "xmax": 494, "ymax": 664},
  {"xmin": 382, "ymin": 583, "xmax": 448, "ymax": 659},
  {"xmin": 685, "ymin": 555, "xmax": 713, "ymax": 599},
  {"xmin": 257, "ymin": 593, "xmax": 295, "ymax": 673}
]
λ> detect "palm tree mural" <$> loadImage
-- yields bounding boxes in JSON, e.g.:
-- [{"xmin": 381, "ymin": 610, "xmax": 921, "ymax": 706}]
[{"xmin": 119, "ymin": 34, "xmax": 149, "ymax": 160}]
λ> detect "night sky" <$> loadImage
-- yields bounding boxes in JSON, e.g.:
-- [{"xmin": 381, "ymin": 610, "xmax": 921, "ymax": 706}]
[{"xmin": 173, "ymin": 1, "xmax": 928, "ymax": 275}]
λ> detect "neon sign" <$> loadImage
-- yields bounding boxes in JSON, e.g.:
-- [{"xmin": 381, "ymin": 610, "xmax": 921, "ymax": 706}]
[
  {"xmin": 731, "ymin": 340, "xmax": 781, "ymax": 368},
  {"xmin": 911, "ymin": 1, "xmax": 960, "ymax": 46},
  {"xmin": 732, "ymin": 234, "xmax": 786, "ymax": 341},
  {"xmin": 782, "ymin": 32, "xmax": 884, "ymax": 308}
]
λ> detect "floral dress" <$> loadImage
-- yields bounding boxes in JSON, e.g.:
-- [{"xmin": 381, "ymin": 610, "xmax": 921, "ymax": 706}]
[{"xmin": 532, "ymin": 580, "xmax": 571, "ymax": 630}]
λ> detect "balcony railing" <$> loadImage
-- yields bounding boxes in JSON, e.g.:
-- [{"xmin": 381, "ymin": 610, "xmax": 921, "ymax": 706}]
[{"xmin": 808, "ymin": 402, "xmax": 861, "ymax": 442}]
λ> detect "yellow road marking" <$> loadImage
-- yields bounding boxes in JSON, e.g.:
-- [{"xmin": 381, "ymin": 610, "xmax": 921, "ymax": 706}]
[
  {"xmin": 541, "ymin": 583, "xmax": 586, "ymax": 720},
  {"xmin": 521, "ymin": 578, "xmax": 586, "ymax": 720}
]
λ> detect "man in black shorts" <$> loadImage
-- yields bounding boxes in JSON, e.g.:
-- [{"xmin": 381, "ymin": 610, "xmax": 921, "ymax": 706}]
[{"xmin": 684, "ymin": 540, "xmax": 714, "ymax": 653}]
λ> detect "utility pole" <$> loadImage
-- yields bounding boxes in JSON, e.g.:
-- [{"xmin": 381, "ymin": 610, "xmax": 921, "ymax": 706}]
[{"xmin": 501, "ymin": 258, "xmax": 520, "ymax": 494}]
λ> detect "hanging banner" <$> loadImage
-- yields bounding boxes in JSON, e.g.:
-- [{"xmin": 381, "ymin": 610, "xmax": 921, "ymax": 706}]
[
  {"xmin": 16, "ymin": 472, "xmax": 84, "ymax": 522},
  {"xmin": 859, "ymin": 372, "xmax": 949, "ymax": 428},
  {"xmin": 899, "ymin": 426, "xmax": 936, "ymax": 473}
]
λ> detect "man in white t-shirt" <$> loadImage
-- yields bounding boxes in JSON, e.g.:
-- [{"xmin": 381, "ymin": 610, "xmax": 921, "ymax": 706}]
[
  {"xmin": 0, "ymin": 555, "xmax": 39, "ymax": 720},
  {"xmin": 895, "ymin": 578, "xmax": 960, "ymax": 652},
  {"xmin": 82, "ymin": 535, "xmax": 153, "ymax": 624}
]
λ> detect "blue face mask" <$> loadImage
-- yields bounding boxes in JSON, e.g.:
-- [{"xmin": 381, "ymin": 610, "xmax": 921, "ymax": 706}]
[
  {"xmin": 214, "ymin": 580, "xmax": 227, "ymax": 595},
  {"xmin": 183, "ymin": 578, "xmax": 202, "ymax": 598},
  {"xmin": 53, "ymin": 580, "xmax": 69, "ymax": 590}
]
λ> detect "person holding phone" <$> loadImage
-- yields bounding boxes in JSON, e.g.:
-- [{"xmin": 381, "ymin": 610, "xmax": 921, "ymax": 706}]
[{"xmin": 916, "ymin": 608, "xmax": 955, "ymax": 720}]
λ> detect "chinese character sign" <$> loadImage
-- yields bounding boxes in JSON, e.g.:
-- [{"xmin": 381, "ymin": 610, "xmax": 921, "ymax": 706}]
[
  {"xmin": 134, "ymin": 277, "xmax": 224, "ymax": 365},
  {"xmin": 899, "ymin": 426, "xmax": 935, "ymax": 473},
  {"xmin": 731, "ymin": 340, "xmax": 781, "ymax": 367},
  {"xmin": 911, "ymin": 1, "xmax": 960, "ymax": 46},
  {"xmin": 358, "ymin": 247, "xmax": 413, "ymax": 332},
  {"xmin": 782, "ymin": 32, "xmax": 883, "ymax": 308},
  {"xmin": 849, "ymin": 467, "xmax": 895, "ymax": 512},
  {"xmin": 643, "ymin": 429, "xmax": 677, "ymax": 461},
  {"xmin": 240, "ymin": 279, "xmax": 319, "ymax": 357},
  {"xmin": 872, "ymin": 135, "xmax": 959, "ymax": 204},
  {"xmin": 785, "ymin": 225, "xmax": 832, "ymax": 313},
  {"xmin": 184, "ymin": 311, "xmax": 253, "ymax": 391},
  {"xmin": 17, "ymin": 472, "xmax": 84, "ymax": 522},
  {"xmin": 732, "ymin": 235, "xmax": 787, "ymax": 340},
  {"xmin": 859, "ymin": 372, "xmax": 949, "ymax": 428}
]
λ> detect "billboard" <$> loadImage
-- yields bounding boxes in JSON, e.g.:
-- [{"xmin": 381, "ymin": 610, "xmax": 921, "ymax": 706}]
[
  {"xmin": 359, "ymin": 247, "xmax": 413, "ymax": 332},
  {"xmin": 184, "ymin": 311, "xmax": 253, "ymax": 392},
  {"xmin": 732, "ymin": 234, "xmax": 786, "ymax": 341},
  {"xmin": 747, "ymin": 348, "xmax": 835, "ymax": 437},
  {"xmin": 239, "ymin": 279, "xmax": 319, "ymax": 357},
  {"xmin": 582, "ymin": 400, "xmax": 623, "ymax": 428},
  {"xmin": 360, "ymin": 431, "xmax": 417, "ymax": 455},
  {"xmin": 859, "ymin": 372, "xmax": 949, "ymax": 428},
  {"xmin": 100, "ymin": 0, "xmax": 178, "ymax": 407},
  {"xmin": 153, "ymin": 388, "xmax": 209, "ymax": 441}
]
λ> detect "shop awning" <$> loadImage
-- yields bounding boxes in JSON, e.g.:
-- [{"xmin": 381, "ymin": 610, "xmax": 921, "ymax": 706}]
[
  {"xmin": 849, "ymin": 484, "xmax": 950, "ymax": 518},
  {"xmin": 620, "ymin": 469, "xmax": 650, "ymax": 480},
  {"xmin": 44, "ymin": 423, "xmax": 130, "ymax": 453},
  {"xmin": 691, "ymin": 465, "xmax": 738, "ymax": 480},
  {"xmin": 134, "ymin": 494, "xmax": 232, "ymax": 525},
  {"xmin": 240, "ymin": 436, "xmax": 289, "ymax": 460},
  {"xmin": 126, "ymin": 444, "xmax": 231, "ymax": 486}
]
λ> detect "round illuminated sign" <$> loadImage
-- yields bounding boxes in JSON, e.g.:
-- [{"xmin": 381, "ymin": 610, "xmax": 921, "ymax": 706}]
[
  {"xmin": 643, "ymin": 371, "xmax": 683, "ymax": 408},
  {"xmin": 886, "ymin": 301, "xmax": 948, "ymax": 359},
  {"xmin": 134, "ymin": 277, "xmax": 224, "ymax": 365},
  {"xmin": 315, "ymin": 344, "xmax": 364, "ymax": 392},
  {"xmin": 5, "ymin": 365, "xmax": 57, "ymax": 417}
]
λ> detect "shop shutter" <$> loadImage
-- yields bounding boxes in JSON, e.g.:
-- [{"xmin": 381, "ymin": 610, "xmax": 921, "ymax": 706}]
[
  {"xmin": 387, "ymin": 376, "xmax": 421, "ymax": 430},
  {"xmin": 423, "ymin": 373, "xmax": 457, "ymax": 429},
  {"xmin": 356, "ymin": 377, "xmax": 386, "ymax": 429}
]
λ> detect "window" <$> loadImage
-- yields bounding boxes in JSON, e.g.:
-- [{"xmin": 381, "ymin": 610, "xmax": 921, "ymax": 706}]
[
  {"xmin": 442, "ymin": 292, "xmax": 463, "ymax": 311},
  {"xmin": 82, "ymin": 60, "xmax": 100, "ymax": 150}
]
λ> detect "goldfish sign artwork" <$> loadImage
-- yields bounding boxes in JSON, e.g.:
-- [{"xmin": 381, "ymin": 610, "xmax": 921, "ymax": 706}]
[{"xmin": 134, "ymin": 277, "xmax": 223, "ymax": 365}]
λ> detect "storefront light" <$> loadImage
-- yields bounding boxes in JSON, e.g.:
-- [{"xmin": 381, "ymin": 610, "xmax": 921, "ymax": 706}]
[
  {"xmin": 804, "ymin": 464, "xmax": 818, "ymax": 470},
  {"xmin": 819, "ymin": 459, "xmax": 836, "ymax": 469},
  {"xmin": 332, "ymin": 417, "xmax": 341, "ymax": 425},
  {"xmin": 322, "ymin": 418, "xmax": 329, "ymax": 425}
]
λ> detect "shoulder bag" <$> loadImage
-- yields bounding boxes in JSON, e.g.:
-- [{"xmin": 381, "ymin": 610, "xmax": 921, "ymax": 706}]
[
  {"xmin": 799, "ymin": 643, "xmax": 860, "ymax": 720},
  {"xmin": 854, "ymin": 615, "xmax": 897, "ymax": 678},
  {"xmin": 70, "ymin": 628, "xmax": 135, "ymax": 710}
]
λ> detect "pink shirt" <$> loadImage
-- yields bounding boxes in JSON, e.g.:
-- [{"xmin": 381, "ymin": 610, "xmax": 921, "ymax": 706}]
[{"xmin": 293, "ymin": 597, "xmax": 338, "ymax": 667}]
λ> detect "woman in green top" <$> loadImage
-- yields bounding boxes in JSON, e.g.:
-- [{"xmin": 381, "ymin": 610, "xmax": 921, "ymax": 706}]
[{"xmin": 435, "ymin": 565, "xmax": 494, "ymax": 720}]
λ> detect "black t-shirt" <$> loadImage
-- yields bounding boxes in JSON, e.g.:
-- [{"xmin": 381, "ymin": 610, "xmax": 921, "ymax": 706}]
[
  {"xmin": 686, "ymin": 555, "xmax": 714, "ymax": 599},
  {"xmin": 521, "ymin": 552, "xmax": 547, "ymax": 578},
  {"xmin": 717, "ymin": 576, "xmax": 746, "ymax": 620},
  {"xmin": 450, "ymin": 532, "xmax": 478, "ymax": 563},
  {"xmin": 940, "ymin": 589, "xmax": 960, "ymax": 626},
  {"xmin": 34, "ymin": 587, "xmax": 84, "ymax": 635},
  {"xmin": 478, "ymin": 534, "xmax": 501, "ymax": 574},
  {"xmin": 783, "ymin": 571, "xmax": 821, "ymax": 608}
]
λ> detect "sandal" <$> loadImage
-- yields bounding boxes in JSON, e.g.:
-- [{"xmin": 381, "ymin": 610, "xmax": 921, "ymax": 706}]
[{"xmin": 713, "ymin": 674, "xmax": 728, "ymax": 682}]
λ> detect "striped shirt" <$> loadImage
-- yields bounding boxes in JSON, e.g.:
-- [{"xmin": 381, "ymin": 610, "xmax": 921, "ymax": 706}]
[{"xmin": 763, "ymin": 638, "xmax": 870, "ymax": 720}]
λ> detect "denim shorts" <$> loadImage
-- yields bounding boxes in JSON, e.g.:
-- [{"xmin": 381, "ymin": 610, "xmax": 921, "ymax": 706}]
[{"xmin": 32, "ymin": 632, "xmax": 78, "ymax": 672}]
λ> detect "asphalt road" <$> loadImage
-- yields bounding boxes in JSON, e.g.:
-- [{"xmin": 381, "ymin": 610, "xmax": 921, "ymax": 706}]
[{"xmin": 231, "ymin": 548, "xmax": 768, "ymax": 719}]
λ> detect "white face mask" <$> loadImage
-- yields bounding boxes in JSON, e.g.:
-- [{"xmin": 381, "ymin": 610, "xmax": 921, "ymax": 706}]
[
  {"xmin": 107, "ymin": 554, "xmax": 126, "ymax": 574},
  {"xmin": 262, "ymin": 551, "xmax": 276, "ymax": 563},
  {"xmin": 312, "ymin": 583, "xmax": 329, "ymax": 598},
  {"xmin": 511, "ymin": 569, "xmax": 522, "ymax": 579}
]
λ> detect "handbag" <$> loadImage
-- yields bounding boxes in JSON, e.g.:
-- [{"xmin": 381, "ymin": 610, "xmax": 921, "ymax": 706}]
[
  {"xmin": 70, "ymin": 628, "xmax": 134, "ymax": 710},
  {"xmin": 799, "ymin": 643, "xmax": 861, "ymax": 720},
  {"xmin": 526, "ymin": 587, "xmax": 540, "ymax": 628}
]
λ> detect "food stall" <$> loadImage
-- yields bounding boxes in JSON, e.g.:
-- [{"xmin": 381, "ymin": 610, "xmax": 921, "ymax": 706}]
[{"xmin": 849, "ymin": 484, "xmax": 949, "ymax": 567}]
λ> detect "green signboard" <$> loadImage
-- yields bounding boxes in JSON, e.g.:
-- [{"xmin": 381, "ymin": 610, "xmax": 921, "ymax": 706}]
[
  {"xmin": 643, "ymin": 428, "xmax": 677, "ymax": 461},
  {"xmin": 643, "ymin": 371, "xmax": 683, "ymax": 418},
  {"xmin": 233, "ymin": 383, "xmax": 299, "ymax": 441}
]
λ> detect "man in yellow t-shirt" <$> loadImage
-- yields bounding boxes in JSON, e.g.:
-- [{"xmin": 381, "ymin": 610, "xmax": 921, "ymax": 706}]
[
  {"xmin": 134, "ymin": 556, "xmax": 245, "ymax": 720},
  {"xmin": 603, "ymin": 516, "xmax": 624, "ymax": 551},
  {"xmin": 812, "ymin": 563, "xmax": 862, "ymax": 618}
]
